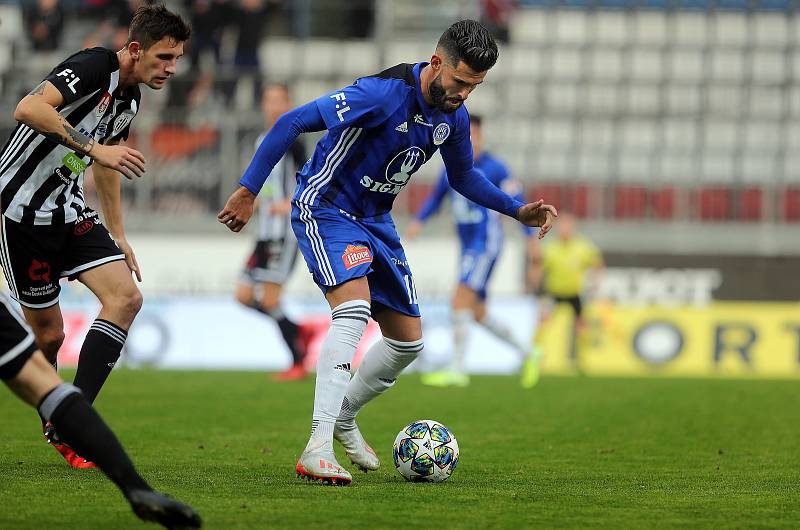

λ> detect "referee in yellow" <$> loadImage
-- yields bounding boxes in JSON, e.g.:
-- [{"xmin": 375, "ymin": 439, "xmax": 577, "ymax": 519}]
[{"xmin": 524, "ymin": 211, "xmax": 603, "ymax": 387}]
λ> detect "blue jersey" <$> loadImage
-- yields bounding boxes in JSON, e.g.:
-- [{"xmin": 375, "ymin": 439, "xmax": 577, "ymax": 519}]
[
  {"xmin": 417, "ymin": 153, "xmax": 531, "ymax": 252},
  {"xmin": 296, "ymin": 63, "xmax": 470, "ymax": 218}
]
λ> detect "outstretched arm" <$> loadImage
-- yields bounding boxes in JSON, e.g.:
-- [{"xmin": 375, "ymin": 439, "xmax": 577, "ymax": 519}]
[
  {"xmin": 219, "ymin": 101, "xmax": 326, "ymax": 232},
  {"xmin": 440, "ymin": 141, "xmax": 557, "ymax": 238}
]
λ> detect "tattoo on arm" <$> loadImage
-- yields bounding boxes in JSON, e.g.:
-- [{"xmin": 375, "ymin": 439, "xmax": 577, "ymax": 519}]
[
  {"xmin": 43, "ymin": 115, "xmax": 95, "ymax": 155},
  {"xmin": 28, "ymin": 82, "xmax": 46, "ymax": 96}
]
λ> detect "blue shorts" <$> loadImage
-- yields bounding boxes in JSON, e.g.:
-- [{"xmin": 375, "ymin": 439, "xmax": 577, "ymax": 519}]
[
  {"xmin": 291, "ymin": 203, "xmax": 420, "ymax": 317},
  {"xmin": 458, "ymin": 247, "xmax": 500, "ymax": 300}
]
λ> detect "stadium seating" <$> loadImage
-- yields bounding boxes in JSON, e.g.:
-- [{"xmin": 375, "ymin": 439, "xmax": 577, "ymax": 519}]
[{"xmin": 2, "ymin": 2, "xmax": 798, "ymax": 225}]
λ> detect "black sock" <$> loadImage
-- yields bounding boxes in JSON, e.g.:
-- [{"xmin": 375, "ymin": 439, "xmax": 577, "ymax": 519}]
[
  {"xmin": 275, "ymin": 315, "xmax": 302, "ymax": 364},
  {"xmin": 251, "ymin": 303, "xmax": 302, "ymax": 364},
  {"xmin": 73, "ymin": 319, "xmax": 126, "ymax": 404},
  {"xmin": 39, "ymin": 384, "xmax": 150, "ymax": 496}
]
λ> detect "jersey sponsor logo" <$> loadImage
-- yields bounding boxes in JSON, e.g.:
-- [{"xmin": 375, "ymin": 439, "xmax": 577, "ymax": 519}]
[
  {"xmin": 414, "ymin": 114, "xmax": 433, "ymax": 127},
  {"xmin": 56, "ymin": 68, "xmax": 80, "ymax": 94},
  {"xmin": 360, "ymin": 146, "xmax": 427, "ymax": 195},
  {"xmin": 96, "ymin": 92, "xmax": 112, "ymax": 118},
  {"xmin": 54, "ymin": 167, "xmax": 72, "ymax": 185},
  {"xmin": 330, "ymin": 92, "xmax": 351, "ymax": 122},
  {"xmin": 74, "ymin": 219, "xmax": 94, "ymax": 235},
  {"xmin": 28, "ymin": 259, "xmax": 51, "ymax": 283},
  {"xmin": 386, "ymin": 147, "xmax": 425, "ymax": 185},
  {"xmin": 342, "ymin": 244, "xmax": 372, "ymax": 270},
  {"xmin": 62, "ymin": 152, "xmax": 87, "ymax": 175},
  {"xmin": 111, "ymin": 109, "xmax": 135, "ymax": 137},
  {"xmin": 395, "ymin": 121, "xmax": 408, "ymax": 133},
  {"xmin": 433, "ymin": 123, "xmax": 450, "ymax": 145}
]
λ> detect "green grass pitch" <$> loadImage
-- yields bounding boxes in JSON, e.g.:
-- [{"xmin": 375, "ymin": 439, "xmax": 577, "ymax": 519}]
[{"xmin": 1, "ymin": 371, "xmax": 799, "ymax": 529}]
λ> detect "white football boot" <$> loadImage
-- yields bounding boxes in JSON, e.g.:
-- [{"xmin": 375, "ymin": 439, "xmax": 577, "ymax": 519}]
[
  {"xmin": 295, "ymin": 441, "xmax": 352, "ymax": 486},
  {"xmin": 334, "ymin": 422, "xmax": 380, "ymax": 472}
]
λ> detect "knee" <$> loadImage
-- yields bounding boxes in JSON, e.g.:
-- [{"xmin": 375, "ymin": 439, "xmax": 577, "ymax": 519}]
[
  {"xmin": 234, "ymin": 288, "xmax": 253, "ymax": 307},
  {"xmin": 113, "ymin": 288, "xmax": 143, "ymax": 320},
  {"xmin": 36, "ymin": 328, "xmax": 65, "ymax": 361}
]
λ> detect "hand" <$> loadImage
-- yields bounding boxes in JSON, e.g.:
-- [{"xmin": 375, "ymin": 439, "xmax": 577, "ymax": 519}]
[
  {"xmin": 517, "ymin": 200, "xmax": 558, "ymax": 239},
  {"xmin": 92, "ymin": 143, "xmax": 146, "ymax": 180},
  {"xmin": 405, "ymin": 220, "xmax": 423, "ymax": 240},
  {"xmin": 218, "ymin": 186, "xmax": 256, "ymax": 232},
  {"xmin": 114, "ymin": 237, "xmax": 142, "ymax": 282}
]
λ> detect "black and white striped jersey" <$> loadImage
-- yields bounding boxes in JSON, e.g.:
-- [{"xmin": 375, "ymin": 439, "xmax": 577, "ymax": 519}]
[
  {"xmin": 0, "ymin": 47, "xmax": 141, "ymax": 226},
  {"xmin": 253, "ymin": 135, "xmax": 305, "ymax": 242}
]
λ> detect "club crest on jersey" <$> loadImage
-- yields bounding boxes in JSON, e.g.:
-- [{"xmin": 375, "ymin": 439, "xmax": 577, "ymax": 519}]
[
  {"xmin": 111, "ymin": 109, "xmax": 135, "ymax": 137},
  {"xmin": 433, "ymin": 123, "xmax": 450, "ymax": 145},
  {"xmin": 342, "ymin": 244, "xmax": 372, "ymax": 270}
]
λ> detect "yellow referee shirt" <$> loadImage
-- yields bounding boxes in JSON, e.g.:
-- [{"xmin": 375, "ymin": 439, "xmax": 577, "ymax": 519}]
[{"xmin": 541, "ymin": 236, "xmax": 602, "ymax": 298}]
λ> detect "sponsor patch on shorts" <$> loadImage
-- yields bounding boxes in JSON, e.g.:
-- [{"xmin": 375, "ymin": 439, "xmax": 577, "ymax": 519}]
[{"xmin": 342, "ymin": 244, "xmax": 372, "ymax": 270}]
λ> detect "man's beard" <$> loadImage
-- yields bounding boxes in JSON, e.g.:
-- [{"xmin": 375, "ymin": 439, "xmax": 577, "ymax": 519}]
[{"xmin": 429, "ymin": 74, "xmax": 461, "ymax": 114}]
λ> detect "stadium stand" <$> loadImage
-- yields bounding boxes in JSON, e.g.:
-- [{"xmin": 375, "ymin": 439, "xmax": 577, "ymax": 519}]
[{"xmin": 1, "ymin": 0, "xmax": 799, "ymax": 230}]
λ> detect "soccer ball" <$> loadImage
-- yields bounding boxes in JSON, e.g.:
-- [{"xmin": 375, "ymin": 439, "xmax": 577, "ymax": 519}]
[{"xmin": 392, "ymin": 419, "xmax": 459, "ymax": 482}]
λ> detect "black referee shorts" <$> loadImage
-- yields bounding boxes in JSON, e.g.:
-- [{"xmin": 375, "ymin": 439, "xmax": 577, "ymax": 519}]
[
  {"xmin": 0, "ymin": 294, "xmax": 37, "ymax": 380},
  {"xmin": 544, "ymin": 294, "xmax": 583, "ymax": 318}
]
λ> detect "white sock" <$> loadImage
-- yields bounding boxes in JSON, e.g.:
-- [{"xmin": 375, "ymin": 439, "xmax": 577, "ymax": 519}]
[
  {"xmin": 451, "ymin": 309, "xmax": 473, "ymax": 373},
  {"xmin": 306, "ymin": 300, "xmax": 370, "ymax": 452},
  {"xmin": 338, "ymin": 336, "xmax": 424, "ymax": 428},
  {"xmin": 479, "ymin": 313, "xmax": 528, "ymax": 359}
]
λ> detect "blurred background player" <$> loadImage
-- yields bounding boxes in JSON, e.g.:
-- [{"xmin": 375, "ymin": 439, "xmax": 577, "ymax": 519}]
[
  {"xmin": 0, "ymin": 293, "xmax": 201, "ymax": 529},
  {"xmin": 524, "ymin": 212, "xmax": 603, "ymax": 386},
  {"xmin": 406, "ymin": 114, "xmax": 537, "ymax": 387},
  {"xmin": 234, "ymin": 83, "xmax": 309, "ymax": 381},
  {"xmin": 0, "ymin": 4, "xmax": 190, "ymax": 467},
  {"xmin": 218, "ymin": 20, "xmax": 556, "ymax": 485}
]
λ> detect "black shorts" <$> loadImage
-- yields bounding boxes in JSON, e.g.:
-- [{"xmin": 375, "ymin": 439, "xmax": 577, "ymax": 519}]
[
  {"xmin": 0, "ymin": 210, "xmax": 125, "ymax": 309},
  {"xmin": 240, "ymin": 238, "xmax": 298, "ymax": 285},
  {"xmin": 0, "ymin": 294, "xmax": 36, "ymax": 380},
  {"xmin": 542, "ymin": 294, "xmax": 583, "ymax": 318}
]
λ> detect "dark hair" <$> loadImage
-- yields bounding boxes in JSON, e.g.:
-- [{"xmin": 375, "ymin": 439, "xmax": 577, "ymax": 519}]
[
  {"xmin": 470, "ymin": 113, "xmax": 483, "ymax": 127},
  {"xmin": 127, "ymin": 4, "xmax": 191, "ymax": 50},
  {"xmin": 437, "ymin": 20, "xmax": 498, "ymax": 72}
]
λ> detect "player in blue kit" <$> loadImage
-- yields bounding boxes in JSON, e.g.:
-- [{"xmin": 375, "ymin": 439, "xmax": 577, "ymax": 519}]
[
  {"xmin": 218, "ymin": 20, "xmax": 557, "ymax": 485},
  {"xmin": 406, "ymin": 114, "xmax": 538, "ymax": 387}
]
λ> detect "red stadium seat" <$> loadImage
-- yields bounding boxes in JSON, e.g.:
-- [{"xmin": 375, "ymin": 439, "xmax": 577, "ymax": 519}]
[
  {"xmin": 528, "ymin": 183, "xmax": 563, "ymax": 210},
  {"xmin": 695, "ymin": 187, "xmax": 732, "ymax": 221},
  {"xmin": 150, "ymin": 125, "xmax": 218, "ymax": 160},
  {"xmin": 614, "ymin": 186, "xmax": 648, "ymax": 219},
  {"xmin": 528, "ymin": 184, "xmax": 589, "ymax": 218},
  {"xmin": 573, "ymin": 185, "xmax": 589, "ymax": 218},
  {"xmin": 651, "ymin": 187, "xmax": 675, "ymax": 219},
  {"xmin": 737, "ymin": 187, "xmax": 763, "ymax": 222},
  {"xmin": 782, "ymin": 187, "xmax": 800, "ymax": 222}
]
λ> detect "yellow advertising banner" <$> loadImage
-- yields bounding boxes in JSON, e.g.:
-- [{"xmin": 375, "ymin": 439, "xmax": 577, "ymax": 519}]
[{"xmin": 538, "ymin": 302, "xmax": 800, "ymax": 378}]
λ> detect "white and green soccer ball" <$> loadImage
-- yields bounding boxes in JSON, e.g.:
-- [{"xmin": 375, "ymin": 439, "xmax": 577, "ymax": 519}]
[{"xmin": 392, "ymin": 419, "xmax": 459, "ymax": 482}]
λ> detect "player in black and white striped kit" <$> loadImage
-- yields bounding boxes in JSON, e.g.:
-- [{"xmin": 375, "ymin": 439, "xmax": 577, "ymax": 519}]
[
  {"xmin": 0, "ymin": 5, "xmax": 190, "ymax": 467},
  {"xmin": 234, "ymin": 84, "xmax": 309, "ymax": 381},
  {"xmin": 0, "ymin": 293, "xmax": 202, "ymax": 528}
]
